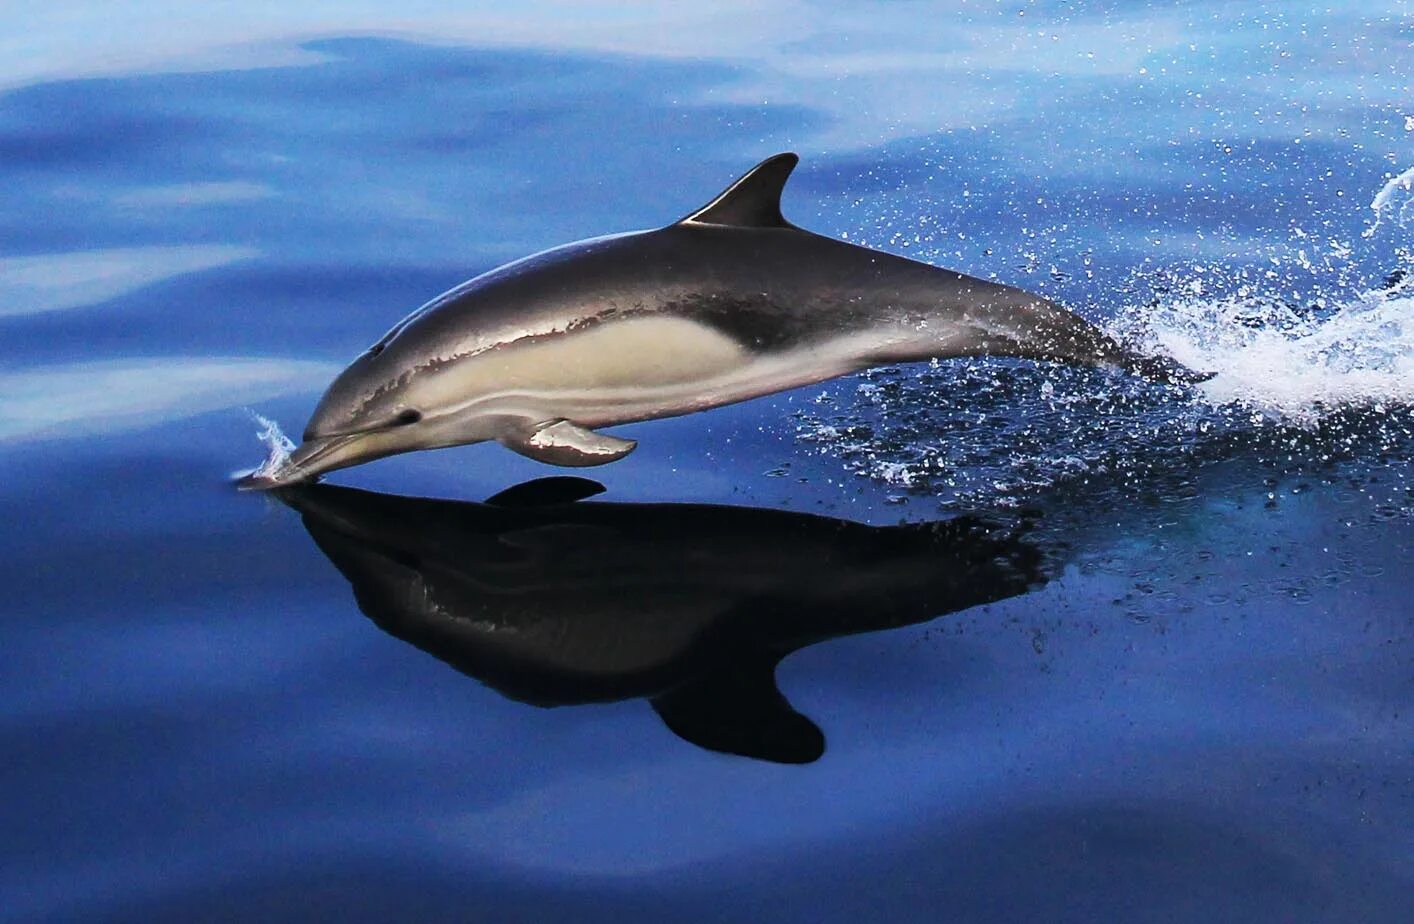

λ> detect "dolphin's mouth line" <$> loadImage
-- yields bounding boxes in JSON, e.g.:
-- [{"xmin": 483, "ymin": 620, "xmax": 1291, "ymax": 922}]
[
  {"xmin": 290, "ymin": 432, "xmax": 361, "ymax": 468},
  {"xmin": 243, "ymin": 414, "xmax": 438, "ymax": 490}
]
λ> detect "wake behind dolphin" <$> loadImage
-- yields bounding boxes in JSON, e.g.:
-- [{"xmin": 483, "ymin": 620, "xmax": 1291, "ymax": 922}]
[{"xmin": 243, "ymin": 153, "xmax": 1203, "ymax": 488}]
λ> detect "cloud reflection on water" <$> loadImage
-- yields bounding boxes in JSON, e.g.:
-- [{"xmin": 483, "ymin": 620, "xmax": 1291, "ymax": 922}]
[
  {"xmin": 0, "ymin": 244, "xmax": 257, "ymax": 317},
  {"xmin": 10, "ymin": 2, "xmax": 1409, "ymax": 152},
  {"xmin": 0, "ymin": 357, "xmax": 337, "ymax": 443}
]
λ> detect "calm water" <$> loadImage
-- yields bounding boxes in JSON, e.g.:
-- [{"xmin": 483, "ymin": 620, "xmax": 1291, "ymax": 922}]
[{"xmin": 4, "ymin": 3, "xmax": 1411, "ymax": 921}]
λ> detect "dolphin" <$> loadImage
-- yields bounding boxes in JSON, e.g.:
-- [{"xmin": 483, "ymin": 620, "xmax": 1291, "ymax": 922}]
[
  {"xmin": 279, "ymin": 476, "xmax": 1048, "ymax": 763},
  {"xmin": 245, "ymin": 153, "xmax": 1204, "ymax": 487}
]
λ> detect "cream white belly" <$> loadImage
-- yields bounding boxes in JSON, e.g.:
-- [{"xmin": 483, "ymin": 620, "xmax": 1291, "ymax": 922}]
[{"xmin": 402, "ymin": 315, "xmax": 867, "ymax": 427}]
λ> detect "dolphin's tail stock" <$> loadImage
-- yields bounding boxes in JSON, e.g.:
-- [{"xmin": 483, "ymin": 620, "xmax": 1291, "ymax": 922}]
[
  {"xmin": 1119, "ymin": 348, "xmax": 1215, "ymax": 386},
  {"xmin": 1080, "ymin": 317, "xmax": 1215, "ymax": 386},
  {"xmin": 993, "ymin": 295, "xmax": 1214, "ymax": 387}
]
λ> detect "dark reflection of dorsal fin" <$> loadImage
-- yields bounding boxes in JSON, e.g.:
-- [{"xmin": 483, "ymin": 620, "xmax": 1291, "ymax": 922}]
[
  {"xmin": 483, "ymin": 477, "xmax": 606, "ymax": 507},
  {"xmin": 650, "ymin": 647, "xmax": 824, "ymax": 764},
  {"xmin": 678, "ymin": 153, "xmax": 799, "ymax": 228}
]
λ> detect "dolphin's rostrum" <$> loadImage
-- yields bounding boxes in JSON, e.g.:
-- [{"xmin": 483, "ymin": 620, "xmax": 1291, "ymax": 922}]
[
  {"xmin": 246, "ymin": 153, "xmax": 1204, "ymax": 487},
  {"xmin": 280, "ymin": 477, "xmax": 1048, "ymax": 763}
]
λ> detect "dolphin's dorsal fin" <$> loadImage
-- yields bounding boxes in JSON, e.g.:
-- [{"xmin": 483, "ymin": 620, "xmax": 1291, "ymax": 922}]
[{"xmin": 678, "ymin": 153, "xmax": 799, "ymax": 228}]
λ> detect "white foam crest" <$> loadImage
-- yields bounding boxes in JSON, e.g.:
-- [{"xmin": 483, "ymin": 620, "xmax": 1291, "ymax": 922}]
[{"xmin": 1125, "ymin": 278, "xmax": 1414, "ymax": 425}]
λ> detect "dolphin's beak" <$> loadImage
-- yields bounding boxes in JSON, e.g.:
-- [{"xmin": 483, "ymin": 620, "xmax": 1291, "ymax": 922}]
[{"xmin": 236, "ymin": 432, "xmax": 373, "ymax": 490}]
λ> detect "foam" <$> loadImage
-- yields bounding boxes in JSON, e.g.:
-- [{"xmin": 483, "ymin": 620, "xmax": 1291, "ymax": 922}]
[{"xmin": 1129, "ymin": 280, "xmax": 1414, "ymax": 425}]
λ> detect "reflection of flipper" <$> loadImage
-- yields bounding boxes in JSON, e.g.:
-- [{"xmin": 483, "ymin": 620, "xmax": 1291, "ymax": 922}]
[
  {"xmin": 651, "ymin": 649, "xmax": 824, "ymax": 764},
  {"xmin": 484, "ymin": 477, "xmax": 606, "ymax": 507},
  {"xmin": 501, "ymin": 420, "xmax": 638, "ymax": 467}
]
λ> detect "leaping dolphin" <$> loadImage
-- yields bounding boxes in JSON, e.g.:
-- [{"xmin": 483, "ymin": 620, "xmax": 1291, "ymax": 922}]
[{"xmin": 245, "ymin": 153, "xmax": 1204, "ymax": 487}]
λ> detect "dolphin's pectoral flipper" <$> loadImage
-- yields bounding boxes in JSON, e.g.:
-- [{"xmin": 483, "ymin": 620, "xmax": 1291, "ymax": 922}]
[
  {"xmin": 501, "ymin": 420, "xmax": 638, "ymax": 467},
  {"xmin": 650, "ymin": 648, "xmax": 825, "ymax": 764}
]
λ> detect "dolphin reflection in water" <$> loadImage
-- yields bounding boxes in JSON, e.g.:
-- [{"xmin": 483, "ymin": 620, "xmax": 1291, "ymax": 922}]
[{"xmin": 280, "ymin": 477, "xmax": 1049, "ymax": 764}]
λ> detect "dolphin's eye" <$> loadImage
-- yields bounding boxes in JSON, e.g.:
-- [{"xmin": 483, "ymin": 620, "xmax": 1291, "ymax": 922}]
[
  {"xmin": 367, "ymin": 343, "xmax": 386, "ymax": 357},
  {"xmin": 395, "ymin": 409, "xmax": 422, "ymax": 426}
]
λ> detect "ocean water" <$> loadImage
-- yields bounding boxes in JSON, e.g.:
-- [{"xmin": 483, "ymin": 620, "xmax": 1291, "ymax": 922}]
[{"xmin": 3, "ymin": 3, "xmax": 1411, "ymax": 921}]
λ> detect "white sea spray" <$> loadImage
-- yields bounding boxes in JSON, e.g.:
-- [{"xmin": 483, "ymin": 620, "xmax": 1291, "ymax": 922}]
[
  {"xmin": 246, "ymin": 410, "xmax": 298, "ymax": 482},
  {"xmin": 1125, "ymin": 279, "xmax": 1414, "ymax": 424},
  {"xmin": 1362, "ymin": 165, "xmax": 1414, "ymax": 240}
]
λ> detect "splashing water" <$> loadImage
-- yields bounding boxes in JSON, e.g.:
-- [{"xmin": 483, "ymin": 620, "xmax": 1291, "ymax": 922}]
[
  {"xmin": 239, "ymin": 410, "xmax": 299, "ymax": 485},
  {"xmin": 1362, "ymin": 165, "xmax": 1414, "ymax": 240},
  {"xmin": 1126, "ymin": 277, "xmax": 1414, "ymax": 423},
  {"xmin": 796, "ymin": 172, "xmax": 1414, "ymax": 517}
]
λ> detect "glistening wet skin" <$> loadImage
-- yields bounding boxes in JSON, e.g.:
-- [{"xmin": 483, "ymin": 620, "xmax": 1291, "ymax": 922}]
[{"xmin": 279, "ymin": 477, "xmax": 1048, "ymax": 764}]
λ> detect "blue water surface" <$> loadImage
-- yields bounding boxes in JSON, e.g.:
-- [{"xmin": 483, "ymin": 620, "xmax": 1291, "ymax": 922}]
[{"xmin": 2, "ymin": 3, "xmax": 1411, "ymax": 921}]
